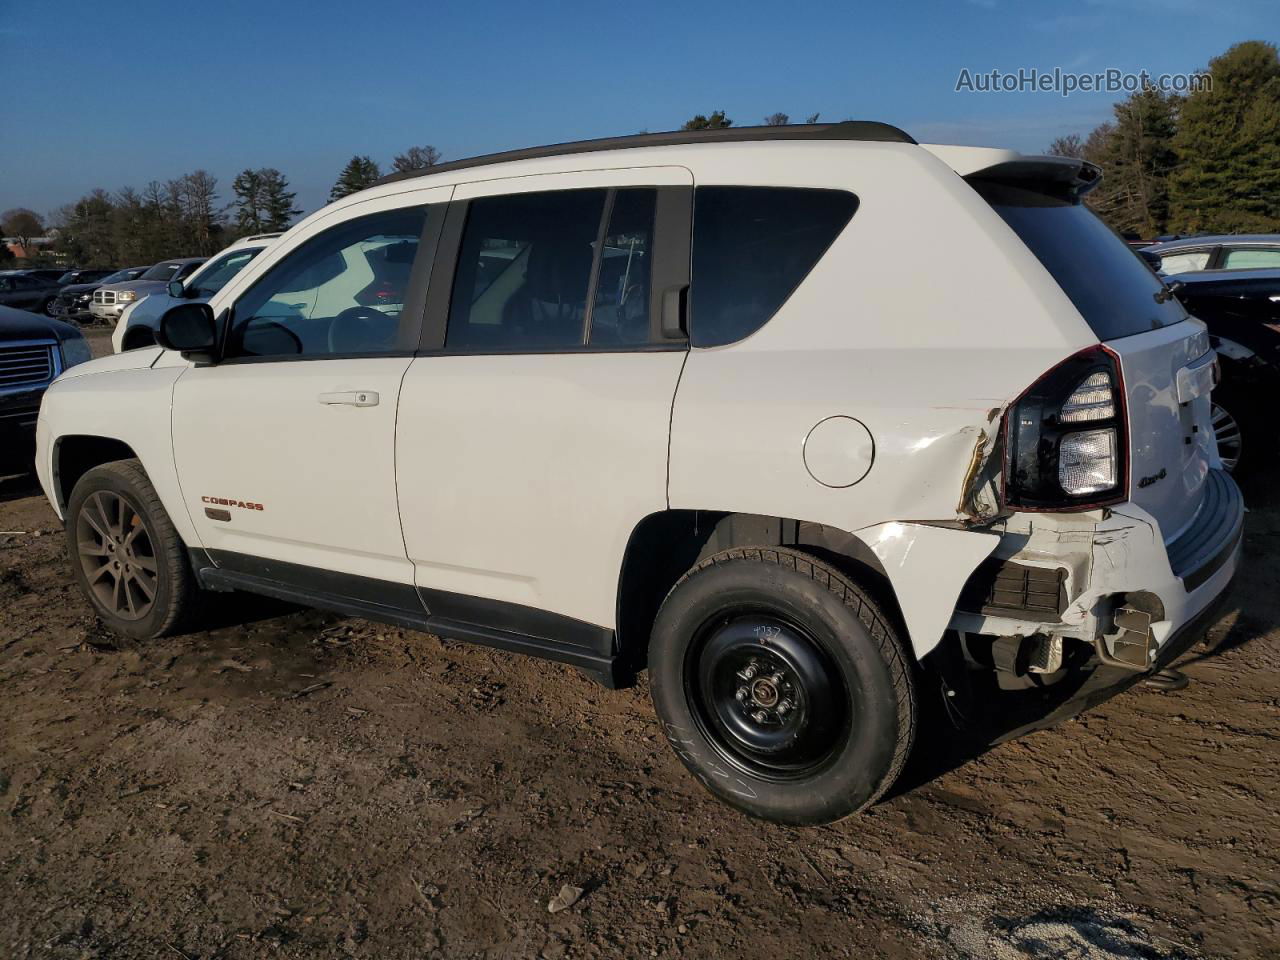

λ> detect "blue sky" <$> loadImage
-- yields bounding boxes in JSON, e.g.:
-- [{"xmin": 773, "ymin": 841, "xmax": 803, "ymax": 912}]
[{"xmin": 0, "ymin": 0, "xmax": 1273, "ymax": 221}]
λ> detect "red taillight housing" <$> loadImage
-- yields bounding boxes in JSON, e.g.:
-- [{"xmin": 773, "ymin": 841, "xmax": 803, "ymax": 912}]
[{"xmin": 1002, "ymin": 345, "xmax": 1128, "ymax": 511}]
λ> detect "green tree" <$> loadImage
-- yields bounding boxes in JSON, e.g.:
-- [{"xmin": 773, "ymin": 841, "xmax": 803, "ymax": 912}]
[
  {"xmin": 232, "ymin": 169, "xmax": 265, "ymax": 233},
  {"xmin": 681, "ymin": 111, "xmax": 732, "ymax": 131},
  {"xmin": 330, "ymin": 155, "xmax": 381, "ymax": 201},
  {"xmin": 51, "ymin": 191, "xmax": 116, "ymax": 266},
  {"xmin": 1169, "ymin": 40, "xmax": 1280, "ymax": 233},
  {"xmin": 260, "ymin": 169, "xmax": 300, "ymax": 231},
  {"xmin": 1088, "ymin": 86, "xmax": 1181, "ymax": 237},
  {"xmin": 234, "ymin": 168, "xmax": 300, "ymax": 233},
  {"xmin": 392, "ymin": 145, "xmax": 441, "ymax": 173}
]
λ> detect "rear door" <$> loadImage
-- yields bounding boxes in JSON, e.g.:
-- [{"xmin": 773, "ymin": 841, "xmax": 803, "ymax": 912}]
[{"xmin": 395, "ymin": 167, "xmax": 692, "ymax": 632}]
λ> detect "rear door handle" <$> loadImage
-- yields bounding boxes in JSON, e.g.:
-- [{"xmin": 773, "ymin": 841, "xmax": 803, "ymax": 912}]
[{"xmin": 318, "ymin": 390, "xmax": 380, "ymax": 407}]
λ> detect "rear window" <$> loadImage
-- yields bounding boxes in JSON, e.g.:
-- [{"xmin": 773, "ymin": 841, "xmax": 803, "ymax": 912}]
[
  {"xmin": 973, "ymin": 181, "xmax": 1185, "ymax": 341},
  {"xmin": 690, "ymin": 186, "xmax": 858, "ymax": 347}
]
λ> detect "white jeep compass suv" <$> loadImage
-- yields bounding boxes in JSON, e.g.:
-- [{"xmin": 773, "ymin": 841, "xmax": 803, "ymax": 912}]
[{"xmin": 34, "ymin": 122, "xmax": 1242, "ymax": 824}]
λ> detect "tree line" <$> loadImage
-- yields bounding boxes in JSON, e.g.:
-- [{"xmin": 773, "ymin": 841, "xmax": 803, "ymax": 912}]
[
  {"xmin": 1047, "ymin": 40, "xmax": 1280, "ymax": 238},
  {"xmin": 15, "ymin": 47, "xmax": 1274, "ymax": 273}
]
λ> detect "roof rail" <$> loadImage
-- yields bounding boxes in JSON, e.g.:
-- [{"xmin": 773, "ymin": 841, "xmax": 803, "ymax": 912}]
[{"xmin": 375, "ymin": 121, "xmax": 916, "ymax": 187}]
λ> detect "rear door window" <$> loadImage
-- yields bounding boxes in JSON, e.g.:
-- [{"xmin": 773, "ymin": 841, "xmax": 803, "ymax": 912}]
[
  {"xmin": 689, "ymin": 187, "xmax": 858, "ymax": 348},
  {"xmin": 973, "ymin": 180, "xmax": 1185, "ymax": 341},
  {"xmin": 446, "ymin": 189, "xmax": 607, "ymax": 351},
  {"xmin": 1158, "ymin": 249, "xmax": 1214, "ymax": 275}
]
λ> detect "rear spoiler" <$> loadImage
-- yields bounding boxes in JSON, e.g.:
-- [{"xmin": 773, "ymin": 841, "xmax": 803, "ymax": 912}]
[{"xmin": 965, "ymin": 155, "xmax": 1103, "ymax": 200}]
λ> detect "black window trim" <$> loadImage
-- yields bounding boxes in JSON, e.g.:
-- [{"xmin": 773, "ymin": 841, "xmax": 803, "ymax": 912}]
[
  {"xmin": 417, "ymin": 185, "xmax": 692, "ymax": 357},
  {"xmin": 216, "ymin": 203, "xmax": 443, "ymax": 366}
]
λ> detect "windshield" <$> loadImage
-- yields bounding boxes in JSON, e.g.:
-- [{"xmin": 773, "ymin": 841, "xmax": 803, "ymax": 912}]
[
  {"xmin": 972, "ymin": 180, "xmax": 1186, "ymax": 340},
  {"xmin": 140, "ymin": 262, "xmax": 183, "ymax": 282},
  {"xmin": 187, "ymin": 249, "xmax": 262, "ymax": 298},
  {"xmin": 100, "ymin": 269, "xmax": 135, "ymax": 283}
]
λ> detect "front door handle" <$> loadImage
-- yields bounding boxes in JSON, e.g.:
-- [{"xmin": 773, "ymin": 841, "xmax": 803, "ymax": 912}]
[{"xmin": 318, "ymin": 390, "xmax": 380, "ymax": 407}]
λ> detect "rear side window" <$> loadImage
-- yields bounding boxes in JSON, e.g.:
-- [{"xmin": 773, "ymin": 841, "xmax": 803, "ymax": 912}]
[
  {"xmin": 447, "ymin": 189, "xmax": 607, "ymax": 351},
  {"xmin": 973, "ymin": 180, "xmax": 1185, "ymax": 340},
  {"xmin": 689, "ymin": 187, "xmax": 858, "ymax": 347}
]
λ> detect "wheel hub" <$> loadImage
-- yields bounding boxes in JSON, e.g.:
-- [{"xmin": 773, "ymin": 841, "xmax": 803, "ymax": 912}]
[
  {"xmin": 75, "ymin": 491, "xmax": 159, "ymax": 622},
  {"xmin": 687, "ymin": 614, "xmax": 849, "ymax": 781}
]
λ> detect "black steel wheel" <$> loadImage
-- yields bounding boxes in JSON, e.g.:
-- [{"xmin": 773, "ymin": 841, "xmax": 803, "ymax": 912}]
[
  {"xmin": 650, "ymin": 547, "xmax": 915, "ymax": 825},
  {"xmin": 66, "ymin": 458, "xmax": 199, "ymax": 641}
]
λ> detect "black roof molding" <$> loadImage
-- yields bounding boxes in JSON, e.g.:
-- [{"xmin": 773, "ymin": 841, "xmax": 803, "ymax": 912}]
[{"xmin": 374, "ymin": 121, "xmax": 916, "ymax": 188}]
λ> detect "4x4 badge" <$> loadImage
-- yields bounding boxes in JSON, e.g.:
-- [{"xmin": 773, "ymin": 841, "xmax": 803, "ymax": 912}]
[{"xmin": 1138, "ymin": 468, "xmax": 1168, "ymax": 489}]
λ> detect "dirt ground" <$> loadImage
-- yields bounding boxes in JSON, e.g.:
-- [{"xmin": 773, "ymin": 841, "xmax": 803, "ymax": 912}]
[{"xmin": 2, "ymin": 330, "xmax": 1278, "ymax": 959}]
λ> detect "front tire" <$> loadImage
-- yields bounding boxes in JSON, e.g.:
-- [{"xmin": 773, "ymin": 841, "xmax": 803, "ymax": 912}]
[
  {"xmin": 649, "ymin": 547, "xmax": 915, "ymax": 825},
  {"xmin": 66, "ymin": 459, "xmax": 199, "ymax": 641}
]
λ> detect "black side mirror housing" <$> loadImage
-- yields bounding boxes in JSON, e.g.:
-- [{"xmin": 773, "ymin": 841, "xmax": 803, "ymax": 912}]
[
  {"xmin": 167, "ymin": 279, "xmax": 186, "ymax": 299},
  {"xmin": 157, "ymin": 302, "xmax": 221, "ymax": 364}
]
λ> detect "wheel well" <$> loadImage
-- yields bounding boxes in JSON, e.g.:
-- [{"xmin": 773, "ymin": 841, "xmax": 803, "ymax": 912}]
[
  {"xmin": 54, "ymin": 436, "xmax": 138, "ymax": 512},
  {"xmin": 615, "ymin": 510, "xmax": 905, "ymax": 672},
  {"xmin": 122, "ymin": 326, "xmax": 157, "ymax": 350}
]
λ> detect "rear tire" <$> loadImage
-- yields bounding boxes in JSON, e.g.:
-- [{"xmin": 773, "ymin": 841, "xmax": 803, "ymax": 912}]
[
  {"xmin": 649, "ymin": 547, "xmax": 915, "ymax": 825},
  {"xmin": 66, "ymin": 459, "xmax": 199, "ymax": 642}
]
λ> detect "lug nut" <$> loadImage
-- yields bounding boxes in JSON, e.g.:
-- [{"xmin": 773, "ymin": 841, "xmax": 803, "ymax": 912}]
[
  {"xmin": 777, "ymin": 698, "xmax": 793, "ymax": 716},
  {"xmin": 752, "ymin": 710, "xmax": 767, "ymax": 723},
  {"xmin": 735, "ymin": 686, "xmax": 748, "ymax": 702},
  {"xmin": 737, "ymin": 663, "xmax": 758, "ymax": 681}
]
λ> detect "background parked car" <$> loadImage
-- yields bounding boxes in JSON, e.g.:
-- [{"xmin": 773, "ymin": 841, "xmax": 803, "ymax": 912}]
[
  {"xmin": 0, "ymin": 304, "xmax": 92, "ymax": 472},
  {"xmin": 55, "ymin": 268, "xmax": 118, "ymax": 288},
  {"xmin": 1173, "ymin": 266, "xmax": 1280, "ymax": 473},
  {"xmin": 1145, "ymin": 234, "xmax": 1280, "ymax": 276},
  {"xmin": 114, "ymin": 236, "xmax": 278, "ymax": 352},
  {"xmin": 0, "ymin": 272, "xmax": 62, "ymax": 314},
  {"xmin": 89, "ymin": 257, "xmax": 205, "ymax": 324},
  {"xmin": 49, "ymin": 266, "xmax": 149, "ymax": 323}
]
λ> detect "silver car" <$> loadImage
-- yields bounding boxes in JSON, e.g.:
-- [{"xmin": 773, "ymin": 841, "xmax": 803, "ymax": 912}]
[{"xmin": 89, "ymin": 257, "xmax": 206, "ymax": 323}]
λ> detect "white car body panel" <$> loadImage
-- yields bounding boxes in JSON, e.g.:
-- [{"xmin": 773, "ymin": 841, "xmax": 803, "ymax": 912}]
[
  {"xmin": 170, "ymin": 357, "xmax": 416, "ymax": 583},
  {"xmin": 36, "ymin": 361, "xmax": 197, "ymax": 548},
  {"xmin": 397, "ymin": 166, "xmax": 692, "ymax": 627}
]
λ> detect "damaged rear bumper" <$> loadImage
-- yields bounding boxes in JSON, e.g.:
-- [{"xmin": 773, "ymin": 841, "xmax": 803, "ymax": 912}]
[{"xmin": 948, "ymin": 468, "xmax": 1243, "ymax": 672}]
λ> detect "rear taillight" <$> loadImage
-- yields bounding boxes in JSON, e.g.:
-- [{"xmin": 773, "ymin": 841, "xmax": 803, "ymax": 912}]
[{"xmin": 1003, "ymin": 346, "xmax": 1128, "ymax": 510}]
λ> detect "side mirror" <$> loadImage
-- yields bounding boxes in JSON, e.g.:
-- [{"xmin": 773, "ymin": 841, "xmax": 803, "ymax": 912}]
[
  {"xmin": 157, "ymin": 302, "xmax": 221, "ymax": 364},
  {"xmin": 167, "ymin": 279, "xmax": 186, "ymax": 299}
]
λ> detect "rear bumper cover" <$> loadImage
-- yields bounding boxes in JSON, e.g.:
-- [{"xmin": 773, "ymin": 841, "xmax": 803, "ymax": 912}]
[{"xmin": 950, "ymin": 469, "xmax": 1243, "ymax": 663}]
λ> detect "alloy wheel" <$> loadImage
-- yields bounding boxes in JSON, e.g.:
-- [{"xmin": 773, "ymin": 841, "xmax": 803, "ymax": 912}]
[
  {"xmin": 75, "ymin": 490, "xmax": 159, "ymax": 620},
  {"xmin": 1211, "ymin": 402, "xmax": 1242, "ymax": 473}
]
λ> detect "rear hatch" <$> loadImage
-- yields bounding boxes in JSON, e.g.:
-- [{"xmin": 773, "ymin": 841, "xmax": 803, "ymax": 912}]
[{"xmin": 971, "ymin": 168, "xmax": 1215, "ymax": 542}]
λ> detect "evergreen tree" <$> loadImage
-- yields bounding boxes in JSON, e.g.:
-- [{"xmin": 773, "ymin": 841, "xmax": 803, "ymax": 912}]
[
  {"xmin": 681, "ymin": 111, "xmax": 732, "ymax": 130},
  {"xmin": 260, "ymin": 169, "xmax": 300, "ymax": 231},
  {"xmin": 235, "ymin": 168, "xmax": 300, "ymax": 233},
  {"xmin": 1088, "ymin": 86, "xmax": 1181, "ymax": 237},
  {"xmin": 232, "ymin": 169, "xmax": 265, "ymax": 234},
  {"xmin": 1169, "ymin": 40, "xmax": 1280, "ymax": 233},
  {"xmin": 330, "ymin": 156, "xmax": 381, "ymax": 201},
  {"xmin": 392, "ymin": 145, "xmax": 441, "ymax": 174}
]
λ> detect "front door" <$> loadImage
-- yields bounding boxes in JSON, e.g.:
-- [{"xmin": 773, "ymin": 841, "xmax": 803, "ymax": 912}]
[{"xmin": 171, "ymin": 197, "xmax": 446, "ymax": 589}]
